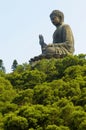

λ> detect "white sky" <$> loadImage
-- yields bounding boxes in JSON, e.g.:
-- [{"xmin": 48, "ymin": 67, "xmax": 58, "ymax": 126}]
[{"xmin": 0, "ymin": 0, "xmax": 86, "ymax": 72}]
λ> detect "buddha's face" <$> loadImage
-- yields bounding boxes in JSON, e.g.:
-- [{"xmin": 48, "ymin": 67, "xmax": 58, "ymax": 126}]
[{"xmin": 50, "ymin": 15, "xmax": 61, "ymax": 26}]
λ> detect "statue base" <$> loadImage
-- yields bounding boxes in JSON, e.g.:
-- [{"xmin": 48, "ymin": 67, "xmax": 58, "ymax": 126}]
[{"xmin": 29, "ymin": 54, "xmax": 67, "ymax": 64}]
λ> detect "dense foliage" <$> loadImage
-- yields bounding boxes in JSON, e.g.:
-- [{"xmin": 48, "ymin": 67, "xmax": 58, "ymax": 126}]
[{"xmin": 0, "ymin": 54, "xmax": 86, "ymax": 130}]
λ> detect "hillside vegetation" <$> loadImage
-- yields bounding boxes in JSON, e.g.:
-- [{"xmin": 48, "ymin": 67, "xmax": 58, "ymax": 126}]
[{"xmin": 0, "ymin": 54, "xmax": 86, "ymax": 130}]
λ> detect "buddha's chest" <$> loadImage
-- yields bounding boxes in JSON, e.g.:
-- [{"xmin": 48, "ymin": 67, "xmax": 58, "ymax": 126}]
[{"xmin": 53, "ymin": 27, "xmax": 63, "ymax": 43}]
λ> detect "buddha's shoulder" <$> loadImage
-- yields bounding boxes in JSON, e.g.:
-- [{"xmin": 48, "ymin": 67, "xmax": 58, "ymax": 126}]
[{"xmin": 62, "ymin": 24, "xmax": 71, "ymax": 29}]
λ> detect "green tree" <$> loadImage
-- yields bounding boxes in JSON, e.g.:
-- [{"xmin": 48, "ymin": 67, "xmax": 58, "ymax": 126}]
[
  {"xmin": 46, "ymin": 125, "xmax": 70, "ymax": 130},
  {"xmin": 7, "ymin": 69, "xmax": 46, "ymax": 89},
  {"xmin": 70, "ymin": 110, "xmax": 86, "ymax": 130},
  {"xmin": 0, "ymin": 113, "xmax": 4, "ymax": 130},
  {"xmin": 46, "ymin": 125, "xmax": 61, "ymax": 130},
  {"xmin": 34, "ymin": 59, "xmax": 58, "ymax": 81},
  {"xmin": 11, "ymin": 59, "xmax": 18, "ymax": 71},
  {"xmin": 0, "ymin": 77, "xmax": 16, "ymax": 102},
  {"xmin": 0, "ymin": 102, "xmax": 18, "ymax": 114},
  {"xmin": 78, "ymin": 53, "xmax": 86, "ymax": 59},
  {"xmin": 4, "ymin": 114, "xmax": 28, "ymax": 130},
  {"xmin": 0, "ymin": 59, "xmax": 6, "ymax": 73},
  {"xmin": 13, "ymin": 89, "xmax": 34, "ymax": 105},
  {"xmin": 21, "ymin": 69, "xmax": 46, "ymax": 89},
  {"xmin": 14, "ymin": 63, "xmax": 31, "ymax": 73},
  {"xmin": 33, "ymin": 84, "xmax": 53, "ymax": 105},
  {"xmin": 79, "ymin": 120, "xmax": 86, "ymax": 130}
]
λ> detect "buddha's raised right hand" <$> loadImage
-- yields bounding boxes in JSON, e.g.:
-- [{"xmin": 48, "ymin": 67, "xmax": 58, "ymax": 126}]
[{"xmin": 39, "ymin": 34, "xmax": 45, "ymax": 46}]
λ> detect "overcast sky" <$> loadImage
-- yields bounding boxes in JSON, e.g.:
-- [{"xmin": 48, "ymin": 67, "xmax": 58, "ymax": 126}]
[{"xmin": 0, "ymin": 0, "xmax": 86, "ymax": 72}]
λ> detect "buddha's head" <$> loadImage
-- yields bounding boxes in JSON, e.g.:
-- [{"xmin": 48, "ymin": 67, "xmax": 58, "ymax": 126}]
[{"xmin": 50, "ymin": 10, "xmax": 64, "ymax": 26}]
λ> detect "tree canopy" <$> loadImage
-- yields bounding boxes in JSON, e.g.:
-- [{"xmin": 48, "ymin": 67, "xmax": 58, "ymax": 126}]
[{"xmin": 0, "ymin": 54, "xmax": 86, "ymax": 130}]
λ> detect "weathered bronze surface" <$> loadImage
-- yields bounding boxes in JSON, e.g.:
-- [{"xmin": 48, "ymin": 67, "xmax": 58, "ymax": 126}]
[
  {"xmin": 39, "ymin": 10, "xmax": 74, "ymax": 57},
  {"xmin": 30, "ymin": 10, "xmax": 75, "ymax": 63}
]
